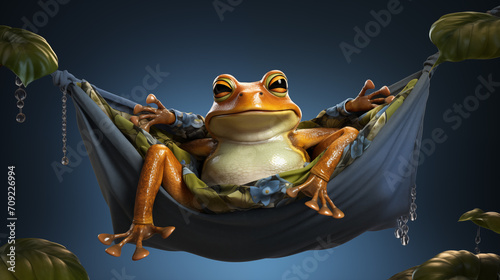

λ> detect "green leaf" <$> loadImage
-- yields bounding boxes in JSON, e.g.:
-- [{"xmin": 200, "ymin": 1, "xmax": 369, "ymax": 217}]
[
  {"xmin": 459, "ymin": 208, "xmax": 500, "ymax": 234},
  {"xmin": 0, "ymin": 238, "xmax": 89, "ymax": 280},
  {"xmin": 477, "ymin": 253, "xmax": 500, "ymax": 280},
  {"xmin": 0, "ymin": 25, "xmax": 58, "ymax": 87},
  {"xmin": 388, "ymin": 266, "xmax": 416, "ymax": 280},
  {"xmin": 390, "ymin": 251, "xmax": 500, "ymax": 280},
  {"xmin": 429, "ymin": 12, "xmax": 500, "ymax": 66},
  {"xmin": 412, "ymin": 250, "xmax": 480, "ymax": 280},
  {"xmin": 398, "ymin": 250, "xmax": 500, "ymax": 280}
]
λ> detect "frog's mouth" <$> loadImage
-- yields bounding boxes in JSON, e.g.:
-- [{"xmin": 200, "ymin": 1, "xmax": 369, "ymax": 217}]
[{"xmin": 208, "ymin": 110, "xmax": 300, "ymax": 142}]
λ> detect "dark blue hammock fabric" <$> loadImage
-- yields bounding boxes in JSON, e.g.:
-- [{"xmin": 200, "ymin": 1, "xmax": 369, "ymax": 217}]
[{"xmin": 52, "ymin": 54, "xmax": 437, "ymax": 261}]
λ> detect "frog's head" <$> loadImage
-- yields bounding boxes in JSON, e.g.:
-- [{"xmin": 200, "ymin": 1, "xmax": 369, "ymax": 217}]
[{"xmin": 205, "ymin": 70, "xmax": 302, "ymax": 142}]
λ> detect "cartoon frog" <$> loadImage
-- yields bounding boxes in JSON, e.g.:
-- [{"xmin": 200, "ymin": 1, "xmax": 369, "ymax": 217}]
[{"xmin": 98, "ymin": 70, "xmax": 392, "ymax": 260}]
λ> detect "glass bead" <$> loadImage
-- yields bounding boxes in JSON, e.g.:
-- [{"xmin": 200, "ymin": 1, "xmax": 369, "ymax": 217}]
[
  {"xmin": 402, "ymin": 224, "xmax": 409, "ymax": 234},
  {"xmin": 411, "ymin": 188, "xmax": 417, "ymax": 197},
  {"xmin": 401, "ymin": 235, "xmax": 409, "ymax": 246},
  {"xmin": 61, "ymin": 156, "xmax": 69, "ymax": 165},
  {"xmin": 17, "ymin": 100, "xmax": 24, "ymax": 108},
  {"xmin": 410, "ymin": 203, "xmax": 417, "ymax": 211},
  {"xmin": 62, "ymin": 95, "xmax": 67, "ymax": 102},
  {"xmin": 62, "ymin": 147, "xmax": 67, "ymax": 153},
  {"xmin": 397, "ymin": 219, "xmax": 403, "ymax": 228},
  {"xmin": 475, "ymin": 236, "xmax": 481, "ymax": 244},
  {"xmin": 410, "ymin": 212, "xmax": 417, "ymax": 221},
  {"xmin": 62, "ymin": 109, "xmax": 67, "ymax": 114},
  {"xmin": 16, "ymin": 113, "xmax": 26, "ymax": 123},
  {"xmin": 15, "ymin": 88, "xmax": 27, "ymax": 101},
  {"xmin": 15, "ymin": 76, "xmax": 23, "ymax": 87},
  {"xmin": 401, "ymin": 215, "xmax": 409, "ymax": 223},
  {"xmin": 394, "ymin": 228, "xmax": 402, "ymax": 239}
]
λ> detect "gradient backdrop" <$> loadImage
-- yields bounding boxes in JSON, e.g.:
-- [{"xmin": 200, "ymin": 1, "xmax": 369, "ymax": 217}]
[{"xmin": 2, "ymin": 1, "xmax": 500, "ymax": 279}]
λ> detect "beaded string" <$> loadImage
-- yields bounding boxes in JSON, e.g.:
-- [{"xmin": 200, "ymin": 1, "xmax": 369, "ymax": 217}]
[
  {"xmin": 395, "ymin": 184, "xmax": 417, "ymax": 246},
  {"xmin": 15, "ymin": 76, "xmax": 26, "ymax": 123},
  {"xmin": 474, "ymin": 226, "xmax": 481, "ymax": 254},
  {"xmin": 61, "ymin": 90, "xmax": 69, "ymax": 165}
]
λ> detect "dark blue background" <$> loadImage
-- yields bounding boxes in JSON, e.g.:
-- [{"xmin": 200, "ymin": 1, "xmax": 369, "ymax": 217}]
[{"xmin": 2, "ymin": 0, "xmax": 499, "ymax": 279}]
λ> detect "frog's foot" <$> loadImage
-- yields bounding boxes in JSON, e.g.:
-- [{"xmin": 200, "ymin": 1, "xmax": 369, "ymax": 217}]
[
  {"xmin": 286, "ymin": 175, "xmax": 344, "ymax": 219},
  {"xmin": 98, "ymin": 223, "xmax": 175, "ymax": 261}
]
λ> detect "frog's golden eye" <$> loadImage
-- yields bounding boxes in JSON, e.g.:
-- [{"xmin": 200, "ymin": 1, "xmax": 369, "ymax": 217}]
[
  {"xmin": 266, "ymin": 74, "xmax": 288, "ymax": 97},
  {"xmin": 213, "ymin": 78, "xmax": 234, "ymax": 102}
]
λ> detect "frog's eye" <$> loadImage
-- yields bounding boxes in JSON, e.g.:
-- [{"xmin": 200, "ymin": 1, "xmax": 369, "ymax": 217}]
[
  {"xmin": 213, "ymin": 78, "xmax": 234, "ymax": 102},
  {"xmin": 266, "ymin": 74, "xmax": 288, "ymax": 97}
]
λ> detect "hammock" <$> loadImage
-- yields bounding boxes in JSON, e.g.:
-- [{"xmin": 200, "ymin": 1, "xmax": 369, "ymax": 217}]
[{"xmin": 52, "ymin": 54, "xmax": 437, "ymax": 262}]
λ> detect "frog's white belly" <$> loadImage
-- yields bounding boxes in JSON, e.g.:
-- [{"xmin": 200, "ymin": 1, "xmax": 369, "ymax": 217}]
[{"xmin": 201, "ymin": 134, "xmax": 306, "ymax": 186}]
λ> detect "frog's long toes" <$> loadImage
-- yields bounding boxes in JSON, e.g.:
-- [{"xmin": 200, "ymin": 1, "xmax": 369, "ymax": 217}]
[
  {"xmin": 305, "ymin": 200, "xmax": 319, "ymax": 211},
  {"xmin": 98, "ymin": 233, "xmax": 115, "ymax": 245},
  {"xmin": 105, "ymin": 244, "xmax": 122, "ymax": 257},
  {"xmin": 364, "ymin": 79, "xmax": 375, "ymax": 89},
  {"xmin": 130, "ymin": 116, "xmax": 139, "ymax": 126},
  {"xmin": 318, "ymin": 205, "xmax": 333, "ymax": 216},
  {"xmin": 386, "ymin": 95, "xmax": 395, "ymax": 103},
  {"xmin": 146, "ymin": 94, "xmax": 158, "ymax": 104},
  {"xmin": 331, "ymin": 208, "xmax": 345, "ymax": 219},
  {"xmin": 159, "ymin": 226, "xmax": 175, "ymax": 239},
  {"xmin": 132, "ymin": 247, "xmax": 149, "ymax": 261},
  {"xmin": 133, "ymin": 104, "xmax": 144, "ymax": 114}
]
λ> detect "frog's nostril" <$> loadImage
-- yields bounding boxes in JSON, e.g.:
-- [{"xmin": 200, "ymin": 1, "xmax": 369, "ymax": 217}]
[
  {"xmin": 239, "ymin": 93, "xmax": 243, "ymax": 97},
  {"xmin": 259, "ymin": 92, "xmax": 263, "ymax": 95}
]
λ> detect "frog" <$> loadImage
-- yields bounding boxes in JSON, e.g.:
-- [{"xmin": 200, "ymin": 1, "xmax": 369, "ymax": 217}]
[{"xmin": 98, "ymin": 70, "xmax": 393, "ymax": 260}]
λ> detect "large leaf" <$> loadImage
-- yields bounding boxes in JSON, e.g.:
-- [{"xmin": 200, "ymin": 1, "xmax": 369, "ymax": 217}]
[
  {"xmin": 477, "ymin": 253, "xmax": 500, "ymax": 280},
  {"xmin": 0, "ymin": 238, "xmax": 89, "ymax": 280},
  {"xmin": 0, "ymin": 25, "xmax": 58, "ymax": 87},
  {"xmin": 429, "ymin": 11, "xmax": 500, "ymax": 66},
  {"xmin": 412, "ymin": 250, "xmax": 480, "ymax": 280},
  {"xmin": 459, "ymin": 208, "xmax": 500, "ymax": 234},
  {"xmin": 390, "ymin": 251, "xmax": 500, "ymax": 280},
  {"xmin": 388, "ymin": 266, "xmax": 416, "ymax": 280}
]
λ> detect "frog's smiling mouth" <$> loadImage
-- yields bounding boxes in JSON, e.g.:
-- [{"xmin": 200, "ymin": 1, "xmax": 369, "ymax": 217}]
[
  {"xmin": 208, "ymin": 110, "xmax": 300, "ymax": 142},
  {"xmin": 215, "ymin": 109, "xmax": 294, "ymax": 117}
]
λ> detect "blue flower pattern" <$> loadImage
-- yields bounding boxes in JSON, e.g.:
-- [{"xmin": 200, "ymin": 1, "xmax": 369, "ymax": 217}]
[
  {"xmin": 250, "ymin": 175, "xmax": 291, "ymax": 206},
  {"xmin": 350, "ymin": 133, "xmax": 371, "ymax": 159}
]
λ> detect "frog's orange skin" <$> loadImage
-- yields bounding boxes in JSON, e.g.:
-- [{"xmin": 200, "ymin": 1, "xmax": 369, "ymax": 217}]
[
  {"xmin": 99, "ymin": 70, "xmax": 391, "ymax": 261},
  {"xmin": 205, "ymin": 72, "xmax": 302, "ymax": 125}
]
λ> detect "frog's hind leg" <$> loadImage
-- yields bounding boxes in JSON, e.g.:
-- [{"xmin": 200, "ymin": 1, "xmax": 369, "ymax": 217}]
[
  {"xmin": 98, "ymin": 144, "xmax": 198, "ymax": 260},
  {"xmin": 134, "ymin": 144, "xmax": 199, "ymax": 224},
  {"xmin": 287, "ymin": 127, "xmax": 359, "ymax": 218},
  {"xmin": 157, "ymin": 145, "xmax": 200, "ymax": 209}
]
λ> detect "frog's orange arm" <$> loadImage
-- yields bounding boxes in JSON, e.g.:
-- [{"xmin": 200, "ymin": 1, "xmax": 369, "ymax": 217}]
[
  {"xmin": 288, "ymin": 127, "xmax": 359, "ymax": 218},
  {"xmin": 179, "ymin": 138, "xmax": 217, "ymax": 157},
  {"xmin": 290, "ymin": 128, "xmax": 340, "ymax": 159}
]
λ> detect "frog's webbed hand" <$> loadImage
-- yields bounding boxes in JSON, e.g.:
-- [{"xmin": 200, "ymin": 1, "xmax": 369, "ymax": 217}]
[
  {"xmin": 98, "ymin": 224, "xmax": 174, "ymax": 261},
  {"xmin": 287, "ymin": 127, "xmax": 359, "ymax": 219},
  {"xmin": 130, "ymin": 94, "xmax": 175, "ymax": 132},
  {"xmin": 346, "ymin": 79, "xmax": 393, "ymax": 113}
]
